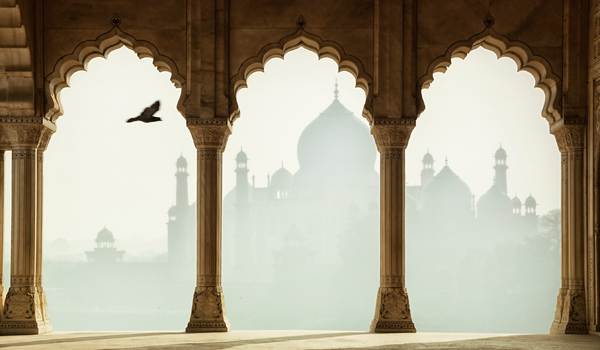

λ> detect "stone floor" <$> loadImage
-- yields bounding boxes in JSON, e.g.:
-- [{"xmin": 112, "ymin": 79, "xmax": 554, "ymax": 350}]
[{"xmin": 0, "ymin": 331, "xmax": 599, "ymax": 350}]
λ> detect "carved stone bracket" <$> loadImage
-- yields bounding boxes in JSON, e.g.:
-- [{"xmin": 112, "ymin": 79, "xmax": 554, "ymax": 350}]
[
  {"xmin": 371, "ymin": 118, "xmax": 416, "ymax": 151},
  {"xmin": 0, "ymin": 117, "xmax": 56, "ymax": 150},
  {"xmin": 551, "ymin": 118, "xmax": 586, "ymax": 152},
  {"xmin": 370, "ymin": 287, "xmax": 416, "ymax": 333},
  {"xmin": 186, "ymin": 286, "xmax": 230, "ymax": 332},
  {"xmin": 187, "ymin": 118, "xmax": 232, "ymax": 152}
]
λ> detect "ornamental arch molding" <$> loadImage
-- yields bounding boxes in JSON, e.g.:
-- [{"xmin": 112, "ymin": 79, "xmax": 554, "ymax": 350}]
[
  {"xmin": 44, "ymin": 27, "xmax": 186, "ymax": 122},
  {"xmin": 229, "ymin": 29, "xmax": 373, "ymax": 123},
  {"xmin": 418, "ymin": 30, "xmax": 561, "ymax": 126}
]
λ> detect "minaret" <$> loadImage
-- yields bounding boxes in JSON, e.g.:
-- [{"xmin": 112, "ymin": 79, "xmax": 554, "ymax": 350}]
[
  {"xmin": 494, "ymin": 145, "xmax": 508, "ymax": 194},
  {"xmin": 421, "ymin": 150, "xmax": 434, "ymax": 189},
  {"xmin": 235, "ymin": 147, "xmax": 249, "ymax": 205},
  {"xmin": 234, "ymin": 147, "xmax": 253, "ymax": 268},
  {"xmin": 175, "ymin": 154, "xmax": 189, "ymax": 208}
]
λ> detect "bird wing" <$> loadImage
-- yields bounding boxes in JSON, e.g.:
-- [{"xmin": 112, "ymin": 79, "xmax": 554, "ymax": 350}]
[{"xmin": 140, "ymin": 101, "xmax": 160, "ymax": 118}]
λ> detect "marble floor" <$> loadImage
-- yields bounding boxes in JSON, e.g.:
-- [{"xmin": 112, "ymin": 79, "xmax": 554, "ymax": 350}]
[{"xmin": 0, "ymin": 331, "xmax": 598, "ymax": 350}]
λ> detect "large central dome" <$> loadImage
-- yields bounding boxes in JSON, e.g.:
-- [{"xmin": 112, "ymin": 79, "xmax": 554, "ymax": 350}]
[{"xmin": 295, "ymin": 96, "xmax": 377, "ymax": 186}]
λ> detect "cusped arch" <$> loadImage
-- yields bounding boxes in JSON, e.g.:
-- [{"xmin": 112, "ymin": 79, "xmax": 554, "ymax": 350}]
[
  {"xmin": 45, "ymin": 27, "xmax": 186, "ymax": 122},
  {"xmin": 229, "ymin": 29, "xmax": 373, "ymax": 123},
  {"xmin": 418, "ymin": 29, "xmax": 561, "ymax": 125}
]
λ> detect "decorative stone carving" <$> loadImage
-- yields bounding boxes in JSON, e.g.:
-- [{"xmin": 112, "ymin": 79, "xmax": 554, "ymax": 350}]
[
  {"xmin": 380, "ymin": 275, "xmax": 404, "ymax": 287},
  {"xmin": 551, "ymin": 121, "xmax": 585, "ymax": 152},
  {"xmin": 10, "ymin": 275, "xmax": 35, "ymax": 286},
  {"xmin": 595, "ymin": 84, "xmax": 600, "ymax": 135},
  {"xmin": 371, "ymin": 287, "xmax": 416, "ymax": 333},
  {"xmin": 551, "ymin": 287, "xmax": 587, "ymax": 333},
  {"xmin": 0, "ymin": 118, "xmax": 56, "ymax": 149},
  {"xmin": 371, "ymin": 118, "xmax": 416, "ymax": 150},
  {"xmin": 186, "ymin": 286, "xmax": 230, "ymax": 332},
  {"xmin": 198, "ymin": 275, "xmax": 221, "ymax": 285},
  {"xmin": 562, "ymin": 289, "xmax": 586, "ymax": 323},
  {"xmin": 190, "ymin": 288, "xmax": 223, "ymax": 319},
  {"xmin": 380, "ymin": 288, "xmax": 411, "ymax": 320},
  {"xmin": 187, "ymin": 119, "xmax": 232, "ymax": 151},
  {"xmin": 3, "ymin": 289, "xmax": 35, "ymax": 319}
]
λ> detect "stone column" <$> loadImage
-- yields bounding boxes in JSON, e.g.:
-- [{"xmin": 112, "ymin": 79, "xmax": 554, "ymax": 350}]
[
  {"xmin": 0, "ymin": 151, "xmax": 5, "ymax": 313},
  {"xmin": 186, "ymin": 119, "xmax": 231, "ymax": 332},
  {"xmin": 0, "ymin": 121, "xmax": 54, "ymax": 335},
  {"xmin": 35, "ymin": 149, "xmax": 51, "ymax": 330},
  {"xmin": 370, "ymin": 118, "xmax": 416, "ymax": 333},
  {"xmin": 550, "ymin": 121, "xmax": 587, "ymax": 334}
]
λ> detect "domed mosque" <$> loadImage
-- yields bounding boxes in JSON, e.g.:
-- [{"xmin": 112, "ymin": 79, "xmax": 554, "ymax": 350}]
[
  {"xmin": 221, "ymin": 81, "xmax": 380, "ymax": 275},
  {"xmin": 406, "ymin": 145, "xmax": 538, "ymax": 240}
]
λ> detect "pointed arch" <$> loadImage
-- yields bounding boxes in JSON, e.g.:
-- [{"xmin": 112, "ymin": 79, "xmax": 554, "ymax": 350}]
[
  {"xmin": 44, "ymin": 27, "xmax": 186, "ymax": 122},
  {"xmin": 229, "ymin": 29, "xmax": 373, "ymax": 123},
  {"xmin": 418, "ymin": 29, "xmax": 561, "ymax": 125}
]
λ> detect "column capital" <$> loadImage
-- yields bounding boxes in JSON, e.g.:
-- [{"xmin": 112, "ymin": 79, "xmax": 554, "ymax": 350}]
[
  {"xmin": 370, "ymin": 118, "xmax": 416, "ymax": 151},
  {"xmin": 550, "ymin": 118, "xmax": 585, "ymax": 152},
  {"xmin": 0, "ymin": 117, "xmax": 56, "ymax": 150},
  {"xmin": 187, "ymin": 118, "xmax": 232, "ymax": 151}
]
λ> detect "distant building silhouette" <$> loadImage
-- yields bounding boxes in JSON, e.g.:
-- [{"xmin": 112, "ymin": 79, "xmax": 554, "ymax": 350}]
[
  {"xmin": 85, "ymin": 227, "xmax": 125, "ymax": 263},
  {"xmin": 406, "ymin": 145, "xmax": 538, "ymax": 242},
  {"xmin": 168, "ymin": 154, "xmax": 196, "ymax": 273}
]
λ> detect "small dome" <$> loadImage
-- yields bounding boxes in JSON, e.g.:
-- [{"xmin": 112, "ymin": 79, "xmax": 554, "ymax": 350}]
[
  {"xmin": 270, "ymin": 165, "xmax": 293, "ymax": 187},
  {"xmin": 495, "ymin": 146, "xmax": 507, "ymax": 159},
  {"xmin": 168, "ymin": 205, "xmax": 177, "ymax": 215},
  {"xmin": 236, "ymin": 149, "xmax": 248, "ymax": 162},
  {"xmin": 422, "ymin": 152, "xmax": 434, "ymax": 164},
  {"xmin": 525, "ymin": 194, "xmax": 537, "ymax": 207},
  {"xmin": 512, "ymin": 196, "xmax": 522, "ymax": 208},
  {"xmin": 176, "ymin": 155, "xmax": 187, "ymax": 167},
  {"xmin": 477, "ymin": 184, "xmax": 513, "ymax": 218},
  {"xmin": 96, "ymin": 227, "xmax": 115, "ymax": 243}
]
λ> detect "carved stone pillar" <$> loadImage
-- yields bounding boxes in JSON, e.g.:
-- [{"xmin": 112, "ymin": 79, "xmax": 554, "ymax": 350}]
[
  {"xmin": 370, "ymin": 118, "xmax": 416, "ymax": 333},
  {"xmin": 35, "ymin": 149, "xmax": 51, "ymax": 330},
  {"xmin": 0, "ymin": 151, "xmax": 5, "ymax": 314},
  {"xmin": 550, "ymin": 121, "xmax": 587, "ymax": 334},
  {"xmin": 185, "ymin": 119, "xmax": 231, "ymax": 332},
  {"xmin": 0, "ymin": 120, "xmax": 54, "ymax": 335}
]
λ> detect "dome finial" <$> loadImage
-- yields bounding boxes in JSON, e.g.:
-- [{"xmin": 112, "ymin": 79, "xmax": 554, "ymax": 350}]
[
  {"xmin": 445, "ymin": 156, "xmax": 448, "ymax": 166},
  {"xmin": 334, "ymin": 79, "xmax": 339, "ymax": 99},
  {"xmin": 281, "ymin": 161, "xmax": 284, "ymax": 168}
]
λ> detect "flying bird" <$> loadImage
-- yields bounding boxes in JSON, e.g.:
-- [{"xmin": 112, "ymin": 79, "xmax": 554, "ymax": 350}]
[{"xmin": 127, "ymin": 101, "xmax": 162, "ymax": 123}]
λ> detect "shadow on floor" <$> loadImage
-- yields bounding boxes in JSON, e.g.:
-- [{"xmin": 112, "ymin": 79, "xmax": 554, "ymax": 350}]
[
  {"xmin": 310, "ymin": 334, "xmax": 600, "ymax": 350},
  {"xmin": 0, "ymin": 331, "xmax": 364, "ymax": 349},
  {"xmin": 0, "ymin": 332, "xmax": 181, "ymax": 348}
]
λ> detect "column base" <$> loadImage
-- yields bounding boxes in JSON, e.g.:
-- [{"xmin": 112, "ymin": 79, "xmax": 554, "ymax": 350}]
[
  {"xmin": 0, "ymin": 287, "xmax": 51, "ymax": 335},
  {"xmin": 549, "ymin": 288, "xmax": 587, "ymax": 334},
  {"xmin": 37, "ymin": 287, "xmax": 52, "ymax": 332},
  {"xmin": 186, "ymin": 286, "xmax": 230, "ymax": 332},
  {"xmin": 370, "ymin": 287, "xmax": 416, "ymax": 333}
]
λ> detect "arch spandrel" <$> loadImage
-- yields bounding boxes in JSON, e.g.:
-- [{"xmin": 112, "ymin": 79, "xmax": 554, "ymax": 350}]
[
  {"xmin": 229, "ymin": 29, "xmax": 374, "ymax": 124},
  {"xmin": 44, "ymin": 27, "xmax": 186, "ymax": 122},
  {"xmin": 417, "ymin": 29, "xmax": 561, "ymax": 126}
]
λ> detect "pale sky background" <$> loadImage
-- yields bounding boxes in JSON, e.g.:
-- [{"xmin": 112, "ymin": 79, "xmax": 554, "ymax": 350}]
[{"xmin": 2, "ymin": 46, "xmax": 560, "ymax": 259}]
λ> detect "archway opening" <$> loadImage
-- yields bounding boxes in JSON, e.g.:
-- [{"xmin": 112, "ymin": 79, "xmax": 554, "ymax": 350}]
[
  {"xmin": 407, "ymin": 47, "xmax": 560, "ymax": 333},
  {"xmin": 223, "ymin": 47, "xmax": 379, "ymax": 330},
  {"xmin": 40, "ymin": 47, "xmax": 196, "ymax": 330}
]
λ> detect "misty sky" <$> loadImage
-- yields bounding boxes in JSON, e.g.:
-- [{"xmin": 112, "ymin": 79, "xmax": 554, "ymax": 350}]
[{"xmin": 2, "ymin": 46, "xmax": 559, "ymax": 258}]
